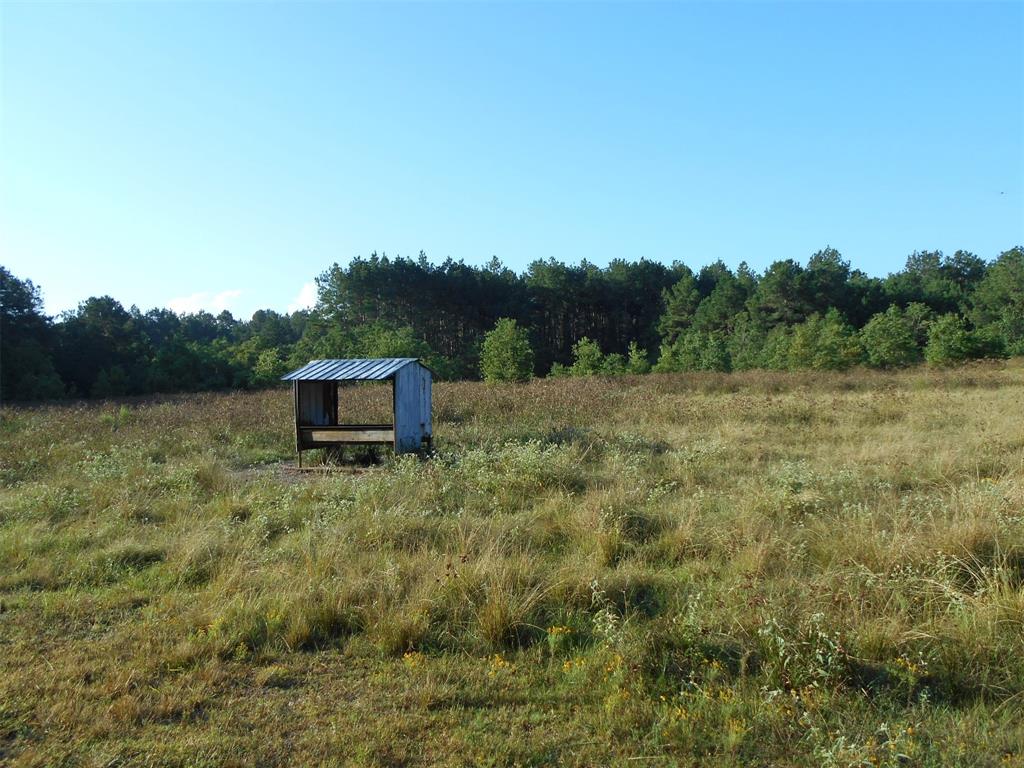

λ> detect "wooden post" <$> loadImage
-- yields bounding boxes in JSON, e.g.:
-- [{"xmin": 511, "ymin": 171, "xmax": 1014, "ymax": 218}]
[{"xmin": 293, "ymin": 380, "xmax": 301, "ymax": 468}]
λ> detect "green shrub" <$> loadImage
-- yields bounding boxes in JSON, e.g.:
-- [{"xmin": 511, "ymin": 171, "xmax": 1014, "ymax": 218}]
[
  {"xmin": 816, "ymin": 309, "xmax": 864, "ymax": 370},
  {"xmin": 968, "ymin": 324, "xmax": 1008, "ymax": 359},
  {"xmin": 971, "ymin": 246, "xmax": 1024, "ymax": 354},
  {"xmin": 727, "ymin": 312, "xmax": 767, "ymax": 371},
  {"xmin": 252, "ymin": 348, "xmax": 288, "ymax": 386},
  {"xmin": 788, "ymin": 310, "xmax": 863, "ymax": 371},
  {"xmin": 859, "ymin": 306, "xmax": 921, "ymax": 368},
  {"xmin": 548, "ymin": 361, "xmax": 570, "ymax": 378},
  {"xmin": 924, "ymin": 314, "xmax": 973, "ymax": 365},
  {"xmin": 979, "ymin": 310, "xmax": 1024, "ymax": 356},
  {"xmin": 654, "ymin": 330, "xmax": 730, "ymax": 372},
  {"xmin": 924, "ymin": 314, "xmax": 1007, "ymax": 364},
  {"xmin": 626, "ymin": 341, "xmax": 651, "ymax": 374},
  {"xmin": 569, "ymin": 337, "xmax": 605, "ymax": 376},
  {"xmin": 600, "ymin": 353, "xmax": 627, "ymax": 376},
  {"xmin": 760, "ymin": 326, "xmax": 792, "ymax": 370},
  {"xmin": 480, "ymin": 318, "xmax": 535, "ymax": 383}
]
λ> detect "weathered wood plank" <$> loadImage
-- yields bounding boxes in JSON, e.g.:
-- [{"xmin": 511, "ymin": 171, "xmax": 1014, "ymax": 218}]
[{"xmin": 304, "ymin": 428, "xmax": 394, "ymax": 443}]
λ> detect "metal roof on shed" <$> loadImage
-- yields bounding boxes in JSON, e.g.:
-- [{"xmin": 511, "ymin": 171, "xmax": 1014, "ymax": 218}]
[{"xmin": 281, "ymin": 358, "xmax": 423, "ymax": 382}]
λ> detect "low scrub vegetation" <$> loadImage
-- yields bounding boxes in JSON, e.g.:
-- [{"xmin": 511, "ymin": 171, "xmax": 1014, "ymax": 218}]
[{"xmin": 1, "ymin": 363, "xmax": 1023, "ymax": 765}]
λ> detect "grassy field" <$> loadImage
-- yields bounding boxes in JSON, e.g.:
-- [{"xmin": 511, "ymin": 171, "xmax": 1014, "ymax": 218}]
[{"xmin": 1, "ymin": 364, "xmax": 1023, "ymax": 767}]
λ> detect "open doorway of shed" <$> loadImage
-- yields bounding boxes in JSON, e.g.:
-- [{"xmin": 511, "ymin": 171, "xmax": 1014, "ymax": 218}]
[
  {"xmin": 300, "ymin": 380, "xmax": 392, "ymax": 468},
  {"xmin": 336, "ymin": 381, "xmax": 393, "ymax": 425}
]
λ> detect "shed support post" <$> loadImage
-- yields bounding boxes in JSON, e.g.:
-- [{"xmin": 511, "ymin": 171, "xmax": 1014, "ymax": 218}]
[{"xmin": 293, "ymin": 380, "xmax": 302, "ymax": 469}]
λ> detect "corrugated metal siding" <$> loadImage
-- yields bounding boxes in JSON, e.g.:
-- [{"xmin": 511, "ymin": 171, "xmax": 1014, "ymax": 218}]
[{"xmin": 281, "ymin": 358, "xmax": 419, "ymax": 382}]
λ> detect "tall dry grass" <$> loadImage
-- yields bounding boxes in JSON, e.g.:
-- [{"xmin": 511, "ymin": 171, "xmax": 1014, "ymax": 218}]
[{"xmin": 0, "ymin": 361, "xmax": 1022, "ymax": 766}]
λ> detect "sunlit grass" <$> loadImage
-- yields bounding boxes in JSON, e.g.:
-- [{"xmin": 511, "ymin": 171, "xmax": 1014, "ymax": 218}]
[{"xmin": 0, "ymin": 361, "xmax": 1022, "ymax": 765}]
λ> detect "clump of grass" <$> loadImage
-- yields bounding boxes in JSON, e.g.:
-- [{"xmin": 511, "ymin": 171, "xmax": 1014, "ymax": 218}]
[
  {"xmin": 473, "ymin": 568, "xmax": 553, "ymax": 650},
  {"xmin": 255, "ymin": 664, "xmax": 297, "ymax": 689},
  {"xmin": 370, "ymin": 607, "xmax": 430, "ymax": 656},
  {"xmin": 283, "ymin": 589, "xmax": 363, "ymax": 651}
]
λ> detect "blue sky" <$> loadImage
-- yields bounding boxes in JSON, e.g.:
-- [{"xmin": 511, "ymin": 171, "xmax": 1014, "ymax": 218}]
[{"xmin": 2, "ymin": 1, "xmax": 1022, "ymax": 319}]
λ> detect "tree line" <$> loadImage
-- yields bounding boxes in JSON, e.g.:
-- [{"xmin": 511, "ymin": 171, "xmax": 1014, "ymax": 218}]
[{"xmin": 1, "ymin": 246, "xmax": 1022, "ymax": 400}]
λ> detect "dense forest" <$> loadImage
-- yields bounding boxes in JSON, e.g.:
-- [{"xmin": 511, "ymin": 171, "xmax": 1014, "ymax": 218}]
[{"xmin": 2, "ymin": 246, "xmax": 1022, "ymax": 401}]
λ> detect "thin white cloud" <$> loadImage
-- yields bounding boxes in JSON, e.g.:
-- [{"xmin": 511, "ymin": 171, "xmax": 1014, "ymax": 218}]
[
  {"xmin": 287, "ymin": 282, "xmax": 317, "ymax": 313},
  {"xmin": 167, "ymin": 289, "xmax": 242, "ymax": 315},
  {"xmin": 210, "ymin": 289, "xmax": 243, "ymax": 313}
]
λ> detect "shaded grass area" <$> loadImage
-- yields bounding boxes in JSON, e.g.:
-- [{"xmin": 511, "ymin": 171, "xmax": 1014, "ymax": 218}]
[{"xmin": 1, "ymin": 362, "xmax": 1023, "ymax": 766}]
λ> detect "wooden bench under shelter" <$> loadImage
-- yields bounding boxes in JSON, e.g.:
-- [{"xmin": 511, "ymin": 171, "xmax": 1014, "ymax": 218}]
[{"xmin": 281, "ymin": 358, "xmax": 433, "ymax": 465}]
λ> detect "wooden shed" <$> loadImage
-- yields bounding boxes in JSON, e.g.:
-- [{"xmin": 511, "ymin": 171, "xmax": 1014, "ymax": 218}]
[{"xmin": 281, "ymin": 358, "xmax": 432, "ymax": 462}]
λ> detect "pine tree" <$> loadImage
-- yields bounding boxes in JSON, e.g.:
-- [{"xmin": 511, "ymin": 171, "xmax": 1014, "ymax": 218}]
[
  {"xmin": 480, "ymin": 318, "xmax": 535, "ymax": 383},
  {"xmin": 626, "ymin": 341, "xmax": 651, "ymax": 374},
  {"xmin": 657, "ymin": 272, "xmax": 700, "ymax": 345}
]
